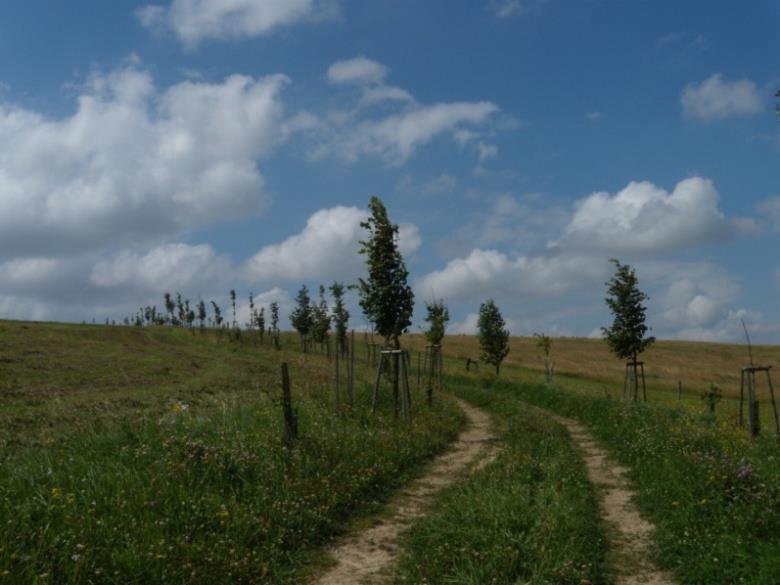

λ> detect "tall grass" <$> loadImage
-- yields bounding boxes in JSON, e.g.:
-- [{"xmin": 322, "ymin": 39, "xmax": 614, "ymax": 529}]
[{"xmin": 0, "ymin": 322, "xmax": 464, "ymax": 583}]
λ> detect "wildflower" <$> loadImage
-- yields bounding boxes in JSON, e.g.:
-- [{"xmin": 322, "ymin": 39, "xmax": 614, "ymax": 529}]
[
  {"xmin": 51, "ymin": 487, "xmax": 61, "ymax": 499},
  {"xmin": 71, "ymin": 554, "xmax": 81, "ymax": 562}
]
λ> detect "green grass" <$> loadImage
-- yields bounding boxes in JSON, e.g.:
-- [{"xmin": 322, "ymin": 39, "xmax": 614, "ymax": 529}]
[
  {"xmin": 491, "ymin": 375, "xmax": 780, "ymax": 585},
  {"xmin": 394, "ymin": 376, "xmax": 610, "ymax": 585},
  {"xmin": 0, "ymin": 321, "xmax": 465, "ymax": 583}
]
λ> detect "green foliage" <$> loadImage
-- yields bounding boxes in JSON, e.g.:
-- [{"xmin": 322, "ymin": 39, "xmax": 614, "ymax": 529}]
[
  {"xmin": 701, "ymin": 383, "xmax": 722, "ymax": 413},
  {"xmin": 478, "ymin": 299, "xmax": 510, "ymax": 375},
  {"xmin": 534, "ymin": 332, "xmax": 552, "ymax": 358},
  {"xmin": 358, "ymin": 196, "xmax": 414, "ymax": 348},
  {"xmin": 197, "ymin": 300, "xmax": 207, "ymax": 329},
  {"xmin": 310, "ymin": 285, "xmax": 331, "ymax": 344},
  {"xmin": 289, "ymin": 285, "xmax": 314, "ymax": 339},
  {"xmin": 329, "ymin": 282, "xmax": 350, "ymax": 354},
  {"xmin": 396, "ymin": 376, "xmax": 608, "ymax": 585},
  {"xmin": 270, "ymin": 302, "xmax": 279, "ymax": 333},
  {"xmin": 423, "ymin": 300, "xmax": 449, "ymax": 346},
  {"xmin": 230, "ymin": 289, "xmax": 237, "ymax": 329},
  {"xmin": 210, "ymin": 301, "xmax": 223, "ymax": 327},
  {"xmin": 602, "ymin": 259, "xmax": 655, "ymax": 362}
]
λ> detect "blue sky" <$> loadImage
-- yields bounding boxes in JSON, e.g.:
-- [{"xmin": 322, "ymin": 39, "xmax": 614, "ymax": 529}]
[{"xmin": 0, "ymin": 0, "xmax": 778, "ymax": 341}]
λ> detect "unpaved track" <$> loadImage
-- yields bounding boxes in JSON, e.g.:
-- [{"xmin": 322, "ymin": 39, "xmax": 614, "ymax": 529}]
[
  {"xmin": 310, "ymin": 398, "xmax": 496, "ymax": 585},
  {"xmin": 550, "ymin": 413, "xmax": 676, "ymax": 585}
]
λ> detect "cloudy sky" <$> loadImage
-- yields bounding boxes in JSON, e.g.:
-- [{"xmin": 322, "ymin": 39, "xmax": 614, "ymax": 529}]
[{"xmin": 0, "ymin": 0, "xmax": 778, "ymax": 342}]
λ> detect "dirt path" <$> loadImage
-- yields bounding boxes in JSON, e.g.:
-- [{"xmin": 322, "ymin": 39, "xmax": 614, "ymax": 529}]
[
  {"xmin": 550, "ymin": 413, "xmax": 676, "ymax": 585},
  {"xmin": 310, "ymin": 398, "xmax": 496, "ymax": 585}
]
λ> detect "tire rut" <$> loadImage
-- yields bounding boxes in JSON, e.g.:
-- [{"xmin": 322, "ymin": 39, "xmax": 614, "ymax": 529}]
[
  {"xmin": 310, "ymin": 398, "xmax": 496, "ymax": 585},
  {"xmin": 549, "ymin": 412, "xmax": 677, "ymax": 585}
]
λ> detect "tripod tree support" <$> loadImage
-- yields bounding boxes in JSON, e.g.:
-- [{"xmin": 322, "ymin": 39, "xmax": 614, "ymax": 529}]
[
  {"xmin": 739, "ymin": 366, "xmax": 780, "ymax": 438},
  {"xmin": 623, "ymin": 361, "xmax": 647, "ymax": 403},
  {"xmin": 371, "ymin": 349, "xmax": 412, "ymax": 422}
]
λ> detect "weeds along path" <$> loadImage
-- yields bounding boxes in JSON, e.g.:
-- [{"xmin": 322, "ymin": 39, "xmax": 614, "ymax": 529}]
[
  {"xmin": 549, "ymin": 412, "xmax": 676, "ymax": 585},
  {"xmin": 310, "ymin": 398, "xmax": 496, "ymax": 585}
]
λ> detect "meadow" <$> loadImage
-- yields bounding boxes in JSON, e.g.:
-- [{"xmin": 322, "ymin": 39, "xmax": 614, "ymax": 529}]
[
  {"xmin": 2, "ymin": 321, "xmax": 780, "ymax": 584},
  {"xmin": 0, "ymin": 321, "xmax": 464, "ymax": 583}
]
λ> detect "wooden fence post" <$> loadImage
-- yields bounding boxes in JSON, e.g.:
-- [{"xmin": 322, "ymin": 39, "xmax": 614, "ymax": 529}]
[{"xmin": 281, "ymin": 363, "xmax": 298, "ymax": 448}]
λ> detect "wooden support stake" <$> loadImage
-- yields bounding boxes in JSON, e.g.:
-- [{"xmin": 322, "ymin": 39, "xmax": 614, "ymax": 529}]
[
  {"xmin": 402, "ymin": 351, "xmax": 412, "ymax": 422},
  {"xmin": 281, "ymin": 363, "xmax": 298, "ymax": 448},
  {"xmin": 371, "ymin": 353, "xmax": 384, "ymax": 412},
  {"xmin": 739, "ymin": 371, "xmax": 745, "ymax": 428},
  {"xmin": 766, "ymin": 369, "xmax": 780, "ymax": 437},
  {"xmin": 348, "ymin": 330, "xmax": 355, "ymax": 409},
  {"xmin": 677, "ymin": 380, "xmax": 682, "ymax": 400},
  {"xmin": 335, "ymin": 345, "xmax": 341, "ymax": 415}
]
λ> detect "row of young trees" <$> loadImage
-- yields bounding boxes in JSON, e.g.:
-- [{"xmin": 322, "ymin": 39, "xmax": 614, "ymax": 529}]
[{"xmin": 124, "ymin": 291, "xmax": 281, "ymax": 342}]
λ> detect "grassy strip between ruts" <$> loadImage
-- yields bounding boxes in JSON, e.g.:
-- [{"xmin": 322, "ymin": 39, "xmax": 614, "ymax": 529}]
[
  {"xmin": 0, "ymin": 323, "xmax": 465, "ymax": 584},
  {"xmin": 492, "ymin": 376, "xmax": 780, "ymax": 585},
  {"xmin": 394, "ymin": 376, "xmax": 610, "ymax": 585}
]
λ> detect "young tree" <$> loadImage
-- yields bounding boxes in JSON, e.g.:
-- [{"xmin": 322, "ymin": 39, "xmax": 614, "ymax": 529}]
[
  {"xmin": 197, "ymin": 300, "xmax": 207, "ymax": 329},
  {"xmin": 256, "ymin": 306, "xmax": 266, "ymax": 342},
  {"xmin": 311, "ymin": 285, "xmax": 331, "ymax": 347},
  {"xmin": 357, "ymin": 196, "xmax": 414, "ymax": 349},
  {"xmin": 176, "ymin": 293, "xmax": 185, "ymax": 326},
  {"xmin": 270, "ymin": 301, "xmax": 280, "ymax": 349},
  {"xmin": 534, "ymin": 332, "xmax": 554, "ymax": 383},
  {"xmin": 602, "ymin": 259, "xmax": 655, "ymax": 401},
  {"xmin": 424, "ymin": 299, "xmax": 450, "ymax": 346},
  {"xmin": 601, "ymin": 259, "xmax": 655, "ymax": 364},
  {"xmin": 248, "ymin": 293, "xmax": 255, "ymax": 331},
  {"xmin": 230, "ymin": 289, "xmax": 237, "ymax": 330},
  {"xmin": 290, "ymin": 285, "xmax": 314, "ymax": 348},
  {"xmin": 164, "ymin": 292, "xmax": 175, "ymax": 325},
  {"xmin": 478, "ymin": 299, "xmax": 510, "ymax": 376},
  {"xmin": 330, "ymin": 281, "xmax": 350, "ymax": 356},
  {"xmin": 210, "ymin": 301, "xmax": 224, "ymax": 328}
]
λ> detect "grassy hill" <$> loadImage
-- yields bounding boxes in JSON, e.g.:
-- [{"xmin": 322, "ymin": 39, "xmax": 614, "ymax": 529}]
[{"xmin": 0, "ymin": 320, "xmax": 463, "ymax": 583}]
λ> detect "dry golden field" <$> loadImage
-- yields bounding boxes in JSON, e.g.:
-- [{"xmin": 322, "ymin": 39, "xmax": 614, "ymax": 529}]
[{"xmin": 402, "ymin": 333, "xmax": 780, "ymax": 401}]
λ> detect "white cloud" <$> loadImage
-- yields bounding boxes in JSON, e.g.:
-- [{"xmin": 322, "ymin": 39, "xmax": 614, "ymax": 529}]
[
  {"xmin": 555, "ymin": 177, "xmax": 731, "ymax": 255},
  {"xmin": 90, "ymin": 243, "xmax": 229, "ymax": 291},
  {"xmin": 0, "ymin": 66, "xmax": 286, "ymax": 260},
  {"xmin": 417, "ymin": 248, "xmax": 607, "ymax": 302},
  {"xmin": 360, "ymin": 85, "xmax": 414, "ymax": 106},
  {"xmin": 449, "ymin": 312, "xmax": 479, "ymax": 335},
  {"xmin": 138, "ymin": 0, "xmax": 339, "ymax": 46},
  {"xmin": 242, "ymin": 206, "xmax": 421, "ymax": 283},
  {"xmin": 322, "ymin": 101, "xmax": 499, "ymax": 165},
  {"xmin": 301, "ymin": 58, "xmax": 501, "ymax": 165},
  {"xmin": 327, "ymin": 56, "xmax": 387, "ymax": 86},
  {"xmin": 681, "ymin": 73, "xmax": 762, "ymax": 121}
]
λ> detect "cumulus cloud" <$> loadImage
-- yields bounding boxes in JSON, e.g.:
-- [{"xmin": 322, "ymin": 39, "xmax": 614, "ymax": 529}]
[
  {"xmin": 90, "ymin": 243, "xmax": 230, "ymax": 291},
  {"xmin": 0, "ymin": 66, "xmax": 286, "ymax": 260},
  {"xmin": 681, "ymin": 73, "xmax": 762, "ymax": 121},
  {"xmin": 416, "ymin": 248, "xmax": 607, "ymax": 302},
  {"xmin": 242, "ymin": 205, "xmax": 421, "ymax": 283},
  {"xmin": 555, "ymin": 177, "xmax": 731, "ymax": 255},
  {"xmin": 138, "ymin": 0, "xmax": 339, "ymax": 46},
  {"xmin": 327, "ymin": 56, "xmax": 387, "ymax": 85}
]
